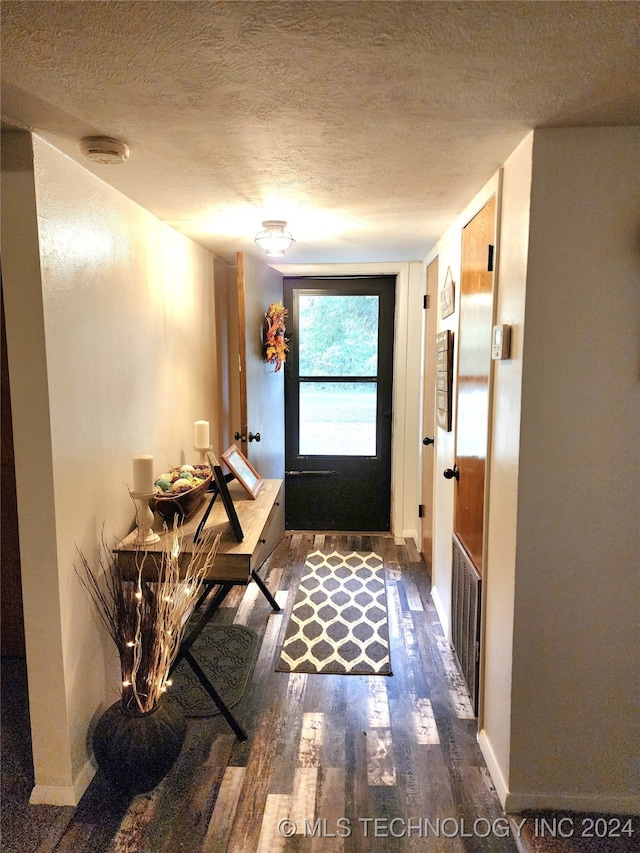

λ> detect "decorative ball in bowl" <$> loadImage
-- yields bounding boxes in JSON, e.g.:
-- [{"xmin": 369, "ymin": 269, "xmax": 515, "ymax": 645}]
[{"xmin": 152, "ymin": 464, "xmax": 213, "ymax": 523}]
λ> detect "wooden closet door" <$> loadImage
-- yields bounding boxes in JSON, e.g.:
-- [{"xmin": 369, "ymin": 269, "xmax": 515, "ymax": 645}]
[
  {"xmin": 236, "ymin": 252, "xmax": 285, "ymax": 480},
  {"xmin": 453, "ymin": 196, "xmax": 496, "ymax": 576}
]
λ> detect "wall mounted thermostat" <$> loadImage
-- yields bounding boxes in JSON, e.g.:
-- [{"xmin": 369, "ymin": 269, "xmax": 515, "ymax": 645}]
[{"xmin": 492, "ymin": 324, "xmax": 511, "ymax": 360}]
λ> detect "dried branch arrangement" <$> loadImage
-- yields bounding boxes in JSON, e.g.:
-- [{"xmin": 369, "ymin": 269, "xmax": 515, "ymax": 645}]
[{"xmin": 77, "ymin": 524, "xmax": 220, "ymax": 714}]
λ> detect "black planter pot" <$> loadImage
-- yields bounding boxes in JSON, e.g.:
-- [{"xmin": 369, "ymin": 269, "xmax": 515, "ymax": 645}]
[{"xmin": 92, "ymin": 696, "xmax": 186, "ymax": 795}]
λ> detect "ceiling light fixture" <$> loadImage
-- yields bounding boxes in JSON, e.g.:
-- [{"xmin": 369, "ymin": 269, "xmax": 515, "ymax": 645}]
[
  {"xmin": 254, "ymin": 220, "xmax": 295, "ymax": 256},
  {"xmin": 80, "ymin": 136, "xmax": 130, "ymax": 165}
]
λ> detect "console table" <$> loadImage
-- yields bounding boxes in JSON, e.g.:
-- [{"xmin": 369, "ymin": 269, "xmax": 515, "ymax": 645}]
[
  {"xmin": 116, "ymin": 478, "xmax": 284, "ymax": 584},
  {"xmin": 115, "ymin": 478, "xmax": 284, "ymax": 739}
]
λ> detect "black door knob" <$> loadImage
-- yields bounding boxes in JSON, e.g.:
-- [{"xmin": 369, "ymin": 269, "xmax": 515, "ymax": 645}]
[
  {"xmin": 443, "ymin": 465, "xmax": 460, "ymax": 481},
  {"xmin": 422, "ymin": 436, "xmax": 435, "ymax": 446},
  {"xmin": 234, "ymin": 431, "xmax": 246, "ymax": 442},
  {"xmin": 249, "ymin": 432, "xmax": 261, "ymax": 442}
]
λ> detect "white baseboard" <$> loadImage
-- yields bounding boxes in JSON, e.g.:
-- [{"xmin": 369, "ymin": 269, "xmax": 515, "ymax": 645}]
[
  {"xmin": 504, "ymin": 790, "xmax": 640, "ymax": 816},
  {"xmin": 401, "ymin": 528, "xmax": 419, "ymax": 545},
  {"xmin": 430, "ymin": 585, "xmax": 450, "ymax": 641},
  {"xmin": 30, "ymin": 758, "xmax": 95, "ymax": 806},
  {"xmin": 477, "ymin": 729, "xmax": 640, "ymax": 815},
  {"xmin": 478, "ymin": 728, "xmax": 510, "ymax": 809}
]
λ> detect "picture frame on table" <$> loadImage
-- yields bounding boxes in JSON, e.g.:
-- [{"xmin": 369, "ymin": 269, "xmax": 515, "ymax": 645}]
[
  {"xmin": 192, "ymin": 452, "xmax": 244, "ymax": 543},
  {"xmin": 221, "ymin": 444, "xmax": 264, "ymax": 499}
]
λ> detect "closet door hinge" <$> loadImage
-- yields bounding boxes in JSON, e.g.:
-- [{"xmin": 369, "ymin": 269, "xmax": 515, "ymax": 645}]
[
  {"xmin": 487, "ymin": 244, "xmax": 495, "ymax": 272},
  {"xmin": 418, "ymin": 504, "xmax": 425, "ymax": 518},
  {"xmin": 423, "ymin": 294, "xmax": 430, "ymax": 309}
]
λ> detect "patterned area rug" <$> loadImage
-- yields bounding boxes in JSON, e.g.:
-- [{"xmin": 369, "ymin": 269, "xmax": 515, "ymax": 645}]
[
  {"xmin": 276, "ymin": 549, "xmax": 391, "ymax": 675},
  {"xmin": 171, "ymin": 623, "xmax": 258, "ymax": 717}
]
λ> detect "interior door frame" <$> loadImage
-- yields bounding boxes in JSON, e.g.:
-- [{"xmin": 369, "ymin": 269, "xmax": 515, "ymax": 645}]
[
  {"xmin": 235, "ymin": 252, "xmax": 285, "ymax": 480},
  {"xmin": 420, "ymin": 256, "xmax": 438, "ymax": 570},
  {"xmin": 271, "ymin": 261, "xmax": 424, "ymax": 539},
  {"xmin": 451, "ymin": 189, "xmax": 501, "ymax": 725}
]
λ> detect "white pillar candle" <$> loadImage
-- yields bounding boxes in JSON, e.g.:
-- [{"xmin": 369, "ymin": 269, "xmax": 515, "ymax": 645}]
[
  {"xmin": 132, "ymin": 454, "xmax": 154, "ymax": 494},
  {"xmin": 194, "ymin": 420, "xmax": 210, "ymax": 449}
]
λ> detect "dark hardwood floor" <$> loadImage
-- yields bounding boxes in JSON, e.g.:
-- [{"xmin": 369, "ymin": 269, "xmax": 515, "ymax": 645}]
[{"xmin": 2, "ymin": 534, "xmax": 637, "ymax": 853}]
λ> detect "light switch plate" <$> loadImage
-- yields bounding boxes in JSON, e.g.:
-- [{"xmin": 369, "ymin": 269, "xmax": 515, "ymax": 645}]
[{"xmin": 492, "ymin": 324, "xmax": 511, "ymax": 360}]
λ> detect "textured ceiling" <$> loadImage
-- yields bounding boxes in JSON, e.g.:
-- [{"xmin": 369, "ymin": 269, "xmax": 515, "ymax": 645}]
[{"xmin": 2, "ymin": 1, "xmax": 638, "ymax": 265}]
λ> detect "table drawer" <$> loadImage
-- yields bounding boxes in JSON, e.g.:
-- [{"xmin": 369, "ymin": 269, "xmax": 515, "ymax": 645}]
[{"xmin": 250, "ymin": 484, "xmax": 284, "ymax": 573}]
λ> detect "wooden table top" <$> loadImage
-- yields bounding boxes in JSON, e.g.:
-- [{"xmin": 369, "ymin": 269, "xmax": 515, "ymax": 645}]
[{"xmin": 115, "ymin": 478, "xmax": 283, "ymax": 582}]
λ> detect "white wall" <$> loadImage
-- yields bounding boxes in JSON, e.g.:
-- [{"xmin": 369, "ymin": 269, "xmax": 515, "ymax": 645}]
[
  {"xmin": 428, "ymin": 127, "xmax": 639, "ymax": 814},
  {"xmin": 478, "ymin": 133, "xmax": 533, "ymax": 805},
  {"xmin": 2, "ymin": 132, "xmax": 74, "ymax": 801},
  {"xmin": 2, "ymin": 132, "xmax": 225, "ymax": 804},
  {"xmin": 507, "ymin": 127, "xmax": 640, "ymax": 813}
]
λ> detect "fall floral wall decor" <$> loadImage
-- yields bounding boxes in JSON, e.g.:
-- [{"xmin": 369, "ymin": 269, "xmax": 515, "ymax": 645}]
[{"xmin": 263, "ymin": 301, "xmax": 289, "ymax": 372}]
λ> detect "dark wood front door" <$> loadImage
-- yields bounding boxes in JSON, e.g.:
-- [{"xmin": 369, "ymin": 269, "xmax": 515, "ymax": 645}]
[{"xmin": 284, "ymin": 277, "xmax": 395, "ymax": 531}]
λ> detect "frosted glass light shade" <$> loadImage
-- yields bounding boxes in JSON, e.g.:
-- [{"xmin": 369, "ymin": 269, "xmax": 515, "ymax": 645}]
[{"xmin": 254, "ymin": 220, "xmax": 295, "ymax": 256}]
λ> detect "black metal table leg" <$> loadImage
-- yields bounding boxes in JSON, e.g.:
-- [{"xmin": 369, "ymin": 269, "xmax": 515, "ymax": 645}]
[
  {"xmin": 174, "ymin": 583, "xmax": 234, "ymax": 666},
  {"xmin": 169, "ymin": 568, "xmax": 276, "ymax": 741},
  {"xmin": 251, "ymin": 569, "xmax": 281, "ymax": 610},
  {"xmin": 169, "ymin": 581, "xmax": 250, "ymax": 739},
  {"xmin": 181, "ymin": 650, "xmax": 247, "ymax": 741},
  {"xmin": 192, "ymin": 579, "xmax": 215, "ymax": 612}
]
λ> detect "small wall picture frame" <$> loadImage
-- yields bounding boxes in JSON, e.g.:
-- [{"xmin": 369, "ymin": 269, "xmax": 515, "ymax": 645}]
[
  {"xmin": 441, "ymin": 267, "xmax": 455, "ymax": 319},
  {"xmin": 221, "ymin": 444, "xmax": 264, "ymax": 499},
  {"xmin": 435, "ymin": 329, "xmax": 454, "ymax": 432}
]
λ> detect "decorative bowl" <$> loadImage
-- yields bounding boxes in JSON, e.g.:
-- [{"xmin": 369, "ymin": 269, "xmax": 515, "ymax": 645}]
[{"xmin": 152, "ymin": 466, "xmax": 213, "ymax": 523}]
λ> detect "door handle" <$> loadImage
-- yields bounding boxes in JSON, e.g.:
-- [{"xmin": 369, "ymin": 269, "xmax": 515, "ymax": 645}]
[
  {"xmin": 286, "ymin": 470, "xmax": 339, "ymax": 477},
  {"xmin": 422, "ymin": 436, "xmax": 435, "ymax": 446},
  {"xmin": 443, "ymin": 465, "xmax": 459, "ymax": 481},
  {"xmin": 234, "ymin": 431, "xmax": 247, "ymax": 443},
  {"xmin": 249, "ymin": 432, "xmax": 261, "ymax": 442}
]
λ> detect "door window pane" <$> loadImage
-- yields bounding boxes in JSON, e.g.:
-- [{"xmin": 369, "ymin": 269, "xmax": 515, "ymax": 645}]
[
  {"xmin": 299, "ymin": 382, "xmax": 377, "ymax": 456},
  {"xmin": 298, "ymin": 295, "xmax": 379, "ymax": 377}
]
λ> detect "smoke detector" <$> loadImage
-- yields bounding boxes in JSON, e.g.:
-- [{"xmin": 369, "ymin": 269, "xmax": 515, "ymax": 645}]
[{"xmin": 80, "ymin": 136, "xmax": 130, "ymax": 165}]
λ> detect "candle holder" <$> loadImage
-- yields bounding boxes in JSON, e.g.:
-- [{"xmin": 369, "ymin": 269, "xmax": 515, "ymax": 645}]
[
  {"xmin": 130, "ymin": 491, "xmax": 161, "ymax": 545},
  {"xmin": 194, "ymin": 444, "xmax": 213, "ymax": 464}
]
